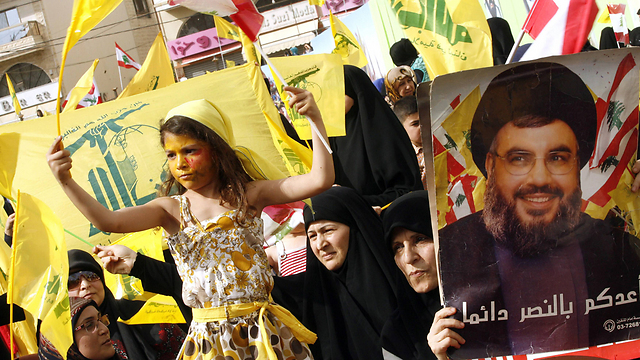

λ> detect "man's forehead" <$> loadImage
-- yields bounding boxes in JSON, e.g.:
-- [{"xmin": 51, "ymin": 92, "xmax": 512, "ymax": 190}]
[{"xmin": 493, "ymin": 119, "xmax": 579, "ymax": 152}]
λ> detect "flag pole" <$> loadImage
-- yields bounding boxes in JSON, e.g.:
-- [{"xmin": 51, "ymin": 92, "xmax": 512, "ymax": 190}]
[
  {"xmin": 255, "ymin": 41, "xmax": 332, "ymax": 154},
  {"xmin": 217, "ymin": 37, "xmax": 226, "ymax": 69},
  {"xmin": 117, "ymin": 64, "xmax": 124, "ymax": 93},
  {"xmin": 506, "ymin": 28, "xmax": 525, "ymax": 64}
]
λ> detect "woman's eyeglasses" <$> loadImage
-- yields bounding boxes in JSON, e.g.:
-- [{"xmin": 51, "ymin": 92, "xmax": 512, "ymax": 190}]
[
  {"xmin": 74, "ymin": 314, "xmax": 110, "ymax": 333},
  {"xmin": 68, "ymin": 271, "xmax": 101, "ymax": 289}
]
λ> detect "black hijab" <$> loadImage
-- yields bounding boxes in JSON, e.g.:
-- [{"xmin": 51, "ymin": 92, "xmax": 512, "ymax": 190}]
[
  {"xmin": 272, "ymin": 187, "xmax": 405, "ymax": 359},
  {"xmin": 67, "ymin": 250, "xmax": 184, "ymax": 360},
  {"xmin": 330, "ymin": 65, "xmax": 423, "ymax": 207},
  {"xmin": 487, "ymin": 18, "xmax": 515, "ymax": 65},
  {"xmin": 67, "ymin": 297, "xmax": 122, "ymax": 360},
  {"xmin": 600, "ymin": 27, "xmax": 624, "ymax": 49},
  {"xmin": 380, "ymin": 190, "xmax": 440, "ymax": 360}
]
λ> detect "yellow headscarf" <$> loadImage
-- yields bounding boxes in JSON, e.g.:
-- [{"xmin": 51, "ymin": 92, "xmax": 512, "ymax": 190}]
[{"xmin": 164, "ymin": 99, "xmax": 285, "ymax": 182}]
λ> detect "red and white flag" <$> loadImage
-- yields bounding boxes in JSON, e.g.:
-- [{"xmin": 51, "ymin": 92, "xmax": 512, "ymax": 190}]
[
  {"xmin": 62, "ymin": 79, "xmax": 103, "ymax": 110},
  {"xmin": 115, "ymin": 43, "xmax": 141, "ymax": 70},
  {"xmin": 607, "ymin": 4, "xmax": 629, "ymax": 45},
  {"xmin": 169, "ymin": 0, "xmax": 263, "ymax": 41},
  {"xmin": 520, "ymin": 0, "xmax": 598, "ymax": 61}
]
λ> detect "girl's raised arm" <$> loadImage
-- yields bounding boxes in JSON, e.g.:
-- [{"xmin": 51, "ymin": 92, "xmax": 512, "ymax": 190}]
[
  {"xmin": 250, "ymin": 86, "xmax": 334, "ymax": 210},
  {"xmin": 47, "ymin": 136, "xmax": 177, "ymax": 234}
]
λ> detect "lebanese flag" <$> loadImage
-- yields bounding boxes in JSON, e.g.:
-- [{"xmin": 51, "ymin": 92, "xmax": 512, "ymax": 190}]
[
  {"xmin": 520, "ymin": 0, "xmax": 598, "ymax": 61},
  {"xmin": 62, "ymin": 79, "xmax": 103, "ymax": 110},
  {"xmin": 115, "ymin": 42, "xmax": 141, "ymax": 70},
  {"xmin": 607, "ymin": 4, "xmax": 629, "ymax": 45},
  {"xmin": 169, "ymin": 0, "xmax": 263, "ymax": 41}
]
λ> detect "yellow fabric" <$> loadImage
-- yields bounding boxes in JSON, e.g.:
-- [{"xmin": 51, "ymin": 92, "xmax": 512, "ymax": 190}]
[
  {"xmin": 63, "ymin": 59, "xmax": 99, "ymax": 113},
  {"xmin": 165, "ymin": 99, "xmax": 284, "ymax": 182},
  {"xmin": 263, "ymin": 111, "xmax": 312, "ymax": 176},
  {"xmin": 308, "ymin": 0, "xmax": 325, "ymax": 5},
  {"xmin": 118, "ymin": 32, "xmax": 175, "ymax": 99},
  {"xmin": 57, "ymin": 0, "xmax": 123, "ymax": 135},
  {"xmin": 241, "ymin": 31, "xmax": 261, "ymax": 65},
  {"xmin": 192, "ymin": 301, "xmax": 317, "ymax": 360},
  {"xmin": 0, "ymin": 229, "xmax": 38, "ymax": 357},
  {"xmin": 389, "ymin": 0, "xmax": 492, "ymax": 78},
  {"xmin": 0, "ymin": 63, "xmax": 288, "ymax": 249},
  {"xmin": 6, "ymin": 74, "xmax": 21, "ymax": 115},
  {"xmin": 226, "ymin": 60, "xmax": 236, "ymax": 68},
  {"xmin": 9, "ymin": 191, "xmax": 72, "ymax": 359},
  {"xmin": 598, "ymin": 8, "xmax": 611, "ymax": 23},
  {"xmin": 330, "ymin": 13, "xmax": 368, "ymax": 68},
  {"xmin": 268, "ymin": 53, "xmax": 345, "ymax": 140},
  {"xmin": 119, "ymin": 294, "xmax": 186, "ymax": 325},
  {"xmin": 214, "ymin": 16, "xmax": 241, "ymax": 41}
]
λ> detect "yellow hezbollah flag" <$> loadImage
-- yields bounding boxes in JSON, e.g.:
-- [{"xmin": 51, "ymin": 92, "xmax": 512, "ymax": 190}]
[
  {"xmin": 308, "ymin": 0, "xmax": 325, "ymax": 6},
  {"xmin": 263, "ymin": 110, "xmax": 312, "ymax": 176},
  {"xmin": 330, "ymin": 13, "xmax": 368, "ymax": 68},
  {"xmin": 0, "ymin": 63, "xmax": 289, "ymax": 249},
  {"xmin": 0, "ymin": 228, "xmax": 38, "ymax": 357},
  {"xmin": 57, "ymin": 0, "xmax": 124, "ymax": 135},
  {"xmin": 226, "ymin": 60, "xmax": 236, "ymax": 68},
  {"xmin": 389, "ymin": 0, "xmax": 492, "ymax": 78},
  {"xmin": 240, "ymin": 31, "xmax": 261, "ymax": 65},
  {"xmin": 214, "ymin": 15, "xmax": 241, "ymax": 41},
  {"xmin": 268, "ymin": 54, "xmax": 346, "ymax": 140},
  {"xmin": 9, "ymin": 191, "xmax": 72, "ymax": 359},
  {"xmin": 102, "ymin": 228, "xmax": 185, "ymax": 325},
  {"xmin": 63, "ymin": 59, "xmax": 99, "ymax": 113},
  {"xmin": 6, "ymin": 74, "xmax": 22, "ymax": 115},
  {"xmin": 598, "ymin": 8, "xmax": 611, "ymax": 23},
  {"xmin": 118, "ymin": 32, "xmax": 175, "ymax": 99}
]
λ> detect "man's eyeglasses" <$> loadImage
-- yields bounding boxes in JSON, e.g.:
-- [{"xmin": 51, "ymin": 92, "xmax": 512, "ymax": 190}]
[
  {"xmin": 494, "ymin": 151, "xmax": 576, "ymax": 175},
  {"xmin": 68, "ymin": 271, "xmax": 101, "ymax": 289},
  {"xmin": 74, "ymin": 314, "xmax": 110, "ymax": 333}
]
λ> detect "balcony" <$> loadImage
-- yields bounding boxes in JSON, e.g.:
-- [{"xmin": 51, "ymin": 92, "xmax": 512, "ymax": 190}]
[{"xmin": 0, "ymin": 21, "xmax": 45, "ymax": 61}]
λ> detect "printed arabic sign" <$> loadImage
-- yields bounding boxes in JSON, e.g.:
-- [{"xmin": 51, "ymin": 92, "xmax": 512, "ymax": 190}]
[
  {"xmin": 0, "ymin": 82, "xmax": 58, "ymax": 115},
  {"xmin": 167, "ymin": 27, "xmax": 238, "ymax": 60},
  {"xmin": 427, "ymin": 49, "xmax": 640, "ymax": 359}
]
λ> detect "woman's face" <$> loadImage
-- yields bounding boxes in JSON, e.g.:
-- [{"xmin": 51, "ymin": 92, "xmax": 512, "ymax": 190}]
[
  {"xmin": 391, "ymin": 227, "xmax": 438, "ymax": 293},
  {"xmin": 395, "ymin": 76, "xmax": 416, "ymax": 98},
  {"xmin": 68, "ymin": 271, "xmax": 105, "ymax": 306},
  {"xmin": 74, "ymin": 306, "xmax": 115, "ymax": 360},
  {"xmin": 307, "ymin": 220, "xmax": 350, "ymax": 271}
]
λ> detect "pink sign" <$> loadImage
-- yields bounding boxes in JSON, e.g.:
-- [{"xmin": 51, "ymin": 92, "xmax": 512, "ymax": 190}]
[
  {"xmin": 167, "ymin": 27, "xmax": 238, "ymax": 60},
  {"xmin": 321, "ymin": 0, "xmax": 367, "ymax": 16}
]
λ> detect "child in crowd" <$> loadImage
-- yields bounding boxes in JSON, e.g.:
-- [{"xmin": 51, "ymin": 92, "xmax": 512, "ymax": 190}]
[
  {"xmin": 393, "ymin": 95, "xmax": 427, "ymax": 190},
  {"xmin": 47, "ymin": 86, "xmax": 333, "ymax": 360}
]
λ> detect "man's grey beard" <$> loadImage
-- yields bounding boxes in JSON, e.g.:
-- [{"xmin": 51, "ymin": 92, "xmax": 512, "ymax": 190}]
[{"xmin": 482, "ymin": 172, "xmax": 583, "ymax": 257}]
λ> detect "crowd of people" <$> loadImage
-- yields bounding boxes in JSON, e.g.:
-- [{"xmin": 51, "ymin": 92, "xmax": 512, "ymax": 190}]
[{"xmin": 2, "ymin": 21, "xmax": 640, "ymax": 360}]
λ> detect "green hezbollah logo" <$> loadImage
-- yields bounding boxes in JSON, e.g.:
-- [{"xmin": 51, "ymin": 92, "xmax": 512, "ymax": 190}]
[{"xmin": 391, "ymin": 0, "xmax": 471, "ymax": 46}]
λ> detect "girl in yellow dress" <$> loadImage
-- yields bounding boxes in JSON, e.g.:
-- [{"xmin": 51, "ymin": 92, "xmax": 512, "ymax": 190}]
[{"xmin": 47, "ymin": 86, "xmax": 333, "ymax": 360}]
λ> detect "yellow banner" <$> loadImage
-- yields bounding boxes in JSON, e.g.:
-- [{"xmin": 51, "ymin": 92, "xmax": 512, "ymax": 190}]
[
  {"xmin": 63, "ymin": 59, "xmax": 99, "ymax": 113},
  {"xmin": 118, "ymin": 32, "xmax": 175, "ymax": 99},
  {"xmin": 214, "ymin": 15, "xmax": 241, "ymax": 41},
  {"xmin": 389, "ymin": 0, "xmax": 492, "ymax": 78},
  {"xmin": 0, "ymin": 63, "xmax": 289, "ymax": 249},
  {"xmin": 9, "ymin": 191, "xmax": 72, "ymax": 359},
  {"xmin": 268, "ymin": 53, "xmax": 346, "ymax": 140},
  {"xmin": 330, "ymin": 13, "xmax": 368, "ymax": 69},
  {"xmin": 7, "ymin": 74, "xmax": 21, "ymax": 115}
]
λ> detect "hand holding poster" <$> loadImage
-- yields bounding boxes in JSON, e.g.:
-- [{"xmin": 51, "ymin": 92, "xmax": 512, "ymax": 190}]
[{"xmin": 429, "ymin": 49, "xmax": 640, "ymax": 359}]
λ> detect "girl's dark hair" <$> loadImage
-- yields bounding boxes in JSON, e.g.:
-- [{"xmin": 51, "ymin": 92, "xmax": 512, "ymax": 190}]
[{"xmin": 159, "ymin": 116, "xmax": 254, "ymax": 222}]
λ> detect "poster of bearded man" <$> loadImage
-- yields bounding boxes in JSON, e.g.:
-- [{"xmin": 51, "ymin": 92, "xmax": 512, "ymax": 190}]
[{"xmin": 426, "ymin": 49, "xmax": 640, "ymax": 359}]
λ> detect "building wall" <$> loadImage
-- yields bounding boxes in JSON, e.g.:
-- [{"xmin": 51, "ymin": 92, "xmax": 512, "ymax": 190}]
[{"xmin": 0, "ymin": 0, "xmax": 160, "ymax": 124}]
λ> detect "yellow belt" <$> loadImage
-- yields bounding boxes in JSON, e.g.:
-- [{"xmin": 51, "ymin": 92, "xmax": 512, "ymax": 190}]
[{"xmin": 192, "ymin": 301, "xmax": 317, "ymax": 360}]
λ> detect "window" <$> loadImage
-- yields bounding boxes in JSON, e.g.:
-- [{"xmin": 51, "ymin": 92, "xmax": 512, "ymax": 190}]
[
  {"xmin": 0, "ymin": 8, "xmax": 20, "ymax": 29},
  {"xmin": 177, "ymin": 13, "xmax": 215, "ymax": 38},
  {"xmin": 132, "ymin": 0, "xmax": 150, "ymax": 16},
  {"xmin": 0, "ymin": 63, "xmax": 51, "ymax": 97}
]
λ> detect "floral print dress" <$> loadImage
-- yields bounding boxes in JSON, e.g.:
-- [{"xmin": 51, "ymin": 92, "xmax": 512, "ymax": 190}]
[{"xmin": 167, "ymin": 195, "xmax": 313, "ymax": 360}]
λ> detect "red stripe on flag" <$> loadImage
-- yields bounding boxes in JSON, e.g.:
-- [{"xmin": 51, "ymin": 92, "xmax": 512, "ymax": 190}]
[
  {"xmin": 433, "ymin": 135, "xmax": 447, "ymax": 156},
  {"xmin": 522, "ymin": 0, "xmax": 559, "ymax": 39},
  {"xmin": 595, "ymin": 107, "xmax": 639, "ymax": 166},
  {"xmin": 450, "ymin": 95, "xmax": 461, "ymax": 110},
  {"xmin": 229, "ymin": 0, "xmax": 263, "ymax": 42},
  {"xmin": 562, "ymin": 0, "xmax": 599, "ymax": 54},
  {"xmin": 606, "ymin": 53, "xmax": 636, "ymax": 103},
  {"xmin": 588, "ymin": 128, "xmax": 638, "ymax": 206},
  {"xmin": 445, "ymin": 196, "xmax": 457, "ymax": 225},
  {"xmin": 461, "ymin": 175, "xmax": 477, "ymax": 213},
  {"xmin": 447, "ymin": 152, "xmax": 465, "ymax": 179}
]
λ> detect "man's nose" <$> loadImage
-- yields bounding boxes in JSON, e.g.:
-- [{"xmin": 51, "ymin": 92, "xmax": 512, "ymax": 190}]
[{"xmin": 527, "ymin": 158, "xmax": 552, "ymax": 185}]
